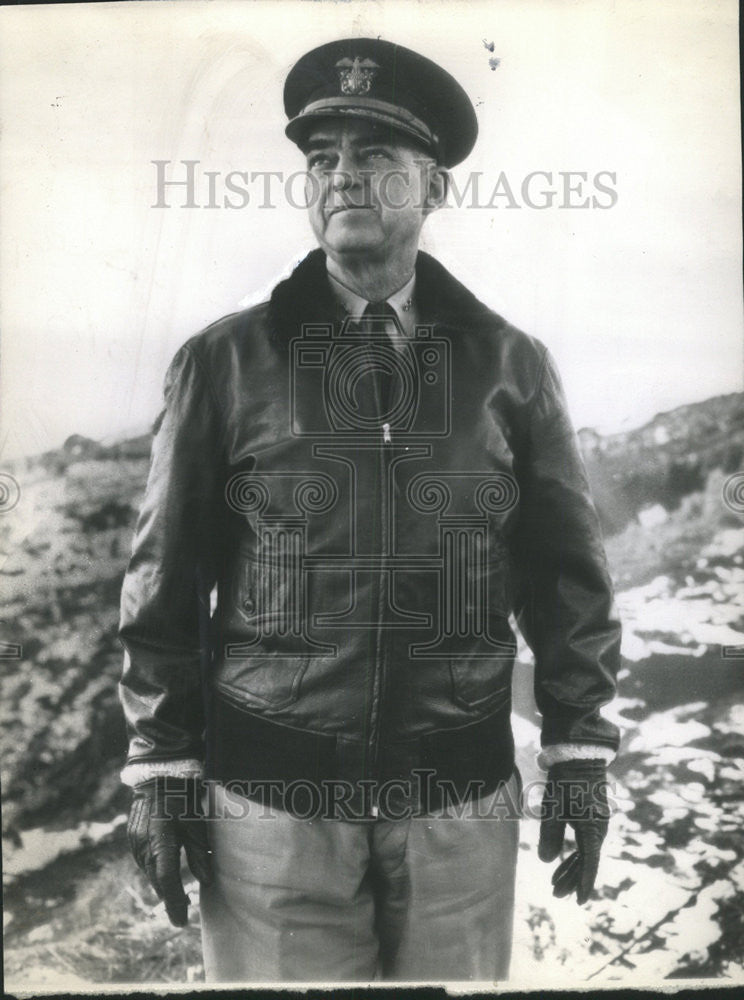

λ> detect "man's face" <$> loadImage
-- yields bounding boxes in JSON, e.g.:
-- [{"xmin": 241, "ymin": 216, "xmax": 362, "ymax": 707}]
[{"xmin": 301, "ymin": 119, "xmax": 444, "ymax": 265}]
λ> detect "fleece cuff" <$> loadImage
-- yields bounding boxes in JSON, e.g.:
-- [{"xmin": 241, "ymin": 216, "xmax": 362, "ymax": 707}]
[
  {"xmin": 120, "ymin": 758, "xmax": 204, "ymax": 787},
  {"xmin": 536, "ymin": 743, "xmax": 616, "ymax": 771}
]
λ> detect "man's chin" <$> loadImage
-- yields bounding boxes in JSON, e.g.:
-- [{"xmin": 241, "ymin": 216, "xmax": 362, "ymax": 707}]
[{"xmin": 321, "ymin": 225, "xmax": 385, "ymax": 256}]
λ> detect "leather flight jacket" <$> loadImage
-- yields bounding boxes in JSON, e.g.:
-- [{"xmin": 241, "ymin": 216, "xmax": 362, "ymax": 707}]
[{"xmin": 119, "ymin": 249, "xmax": 621, "ymax": 816}]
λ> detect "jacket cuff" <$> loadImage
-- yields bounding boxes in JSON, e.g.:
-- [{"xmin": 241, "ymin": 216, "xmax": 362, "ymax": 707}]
[
  {"xmin": 120, "ymin": 758, "xmax": 204, "ymax": 787},
  {"xmin": 536, "ymin": 743, "xmax": 616, "ymax": 771}
]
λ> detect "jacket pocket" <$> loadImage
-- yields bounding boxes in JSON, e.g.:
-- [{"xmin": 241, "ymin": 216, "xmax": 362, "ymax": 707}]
[
  {"xmin": 219, "ymin": 654, "xmax": 310, "ymax": 709},
  {"xmin": 236, "ymin": 548, "xmax": 302, "ymax": 633},
  {"xmin": 449, "ymin": 658, "xmax": 511, "ymax": 710},
  {"xmin": 228, "ymin": 547, "xmax": 309, "ymax": 706},
  {"xmin": 237, "ymin": 555, "xmax": 263, "ymax": 624},
  {"xmin": 448, "ymin": 611, "xmax": 516, "ymax": 709}
]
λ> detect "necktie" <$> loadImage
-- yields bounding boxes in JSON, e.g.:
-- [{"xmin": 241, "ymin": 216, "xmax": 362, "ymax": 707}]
[
  {"xmin": 363, "ymin": 300, "xmax": 403, "ymax": 350},
  {"xmin": 363, "ymin": 300, "xmax": 397, "ymax": 322},
  {"xmin": 360, "ymin": 301, "xmax": 398, "ymax": 420}
]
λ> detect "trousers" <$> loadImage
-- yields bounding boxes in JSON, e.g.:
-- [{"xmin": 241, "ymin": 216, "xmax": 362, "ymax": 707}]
[{"xmin": 199, "ymin": 769, "xmax": 522, "ymax": 983}]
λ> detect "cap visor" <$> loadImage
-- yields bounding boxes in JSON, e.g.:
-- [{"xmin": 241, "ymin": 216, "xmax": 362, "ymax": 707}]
[{"xmin": 286, "ymin": 103, "xmax": 437, "ymax": 158}]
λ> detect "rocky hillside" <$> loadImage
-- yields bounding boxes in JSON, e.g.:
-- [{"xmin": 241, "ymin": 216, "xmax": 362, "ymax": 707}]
[
  {"xmin": 2, "ymin": 392, "xmax": 743, "ymax": 987},
  {"xmin": 579, "ymin": 392, "xmax": 744, "ymax": 535}
]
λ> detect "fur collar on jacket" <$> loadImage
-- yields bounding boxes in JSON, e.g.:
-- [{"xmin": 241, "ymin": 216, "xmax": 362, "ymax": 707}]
[{"xmin": 267, "ymin": 247, "xmax": 494, "ymax": 345}]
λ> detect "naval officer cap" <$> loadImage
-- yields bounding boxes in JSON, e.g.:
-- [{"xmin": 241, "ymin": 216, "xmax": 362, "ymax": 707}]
[{"xmin": 284, "ymin": 37, "xmax": 478, "ymax": 168}]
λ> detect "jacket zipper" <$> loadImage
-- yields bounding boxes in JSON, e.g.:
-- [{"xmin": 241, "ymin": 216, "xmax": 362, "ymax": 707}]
[{"xmin": 366, "ymin": 384, "xmax": 393, "ymax": 817}]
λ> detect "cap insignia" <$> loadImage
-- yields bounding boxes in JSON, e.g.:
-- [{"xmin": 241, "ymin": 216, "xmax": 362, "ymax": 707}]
[{"xmin": 336, "ymin": 57, "xmax": 379, "ymax": 96}]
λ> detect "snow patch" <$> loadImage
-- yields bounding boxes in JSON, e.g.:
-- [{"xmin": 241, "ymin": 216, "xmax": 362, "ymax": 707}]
[{"xmin": 3, "ymin": 816, "xmax": 126, "ymax": 883}]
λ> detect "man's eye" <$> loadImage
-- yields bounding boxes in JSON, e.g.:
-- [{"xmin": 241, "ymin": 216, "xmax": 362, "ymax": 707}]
[
  {"xmin": 307, "ymin": 154, "xmax": 332, "ymax": 169},
  {"xmin": 361, "ymin": 147, "xmax": 392, "ymax": 160}
]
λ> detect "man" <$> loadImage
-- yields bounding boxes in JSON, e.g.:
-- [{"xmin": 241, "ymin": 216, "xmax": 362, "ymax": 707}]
[{"xmin": 119, "ymin": 37, "xmax": 620, "ymax": 982}]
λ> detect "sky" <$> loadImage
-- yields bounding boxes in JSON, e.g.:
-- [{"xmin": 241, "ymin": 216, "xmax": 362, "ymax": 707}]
[{"xmin": 1, "ymin": 0, "xmax": 741, "ymax": 459}]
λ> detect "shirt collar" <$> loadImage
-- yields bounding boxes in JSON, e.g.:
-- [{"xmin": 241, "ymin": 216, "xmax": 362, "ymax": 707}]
[{"xmin": 327, "ymin": 268, "xmax": 417, "ymax": 337}]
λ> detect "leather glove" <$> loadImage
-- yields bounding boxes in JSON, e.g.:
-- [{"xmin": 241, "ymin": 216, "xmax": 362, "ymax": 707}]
[
  {"xmin": 127, "ymin": 775, "xmax": 213, "ymax": 926},
  {"xmin": 538, "ymin": 759, "xmax": 610, "ymax": 905}
]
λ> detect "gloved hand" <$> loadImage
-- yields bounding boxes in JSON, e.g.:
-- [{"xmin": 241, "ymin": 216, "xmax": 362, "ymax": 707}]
[
  {"xmin": 538, "ymin": 759, "xmax": 610, "ymax": 905},
  {"xmin": 127, "ymin": 775, "xmax": 213, "ymax": 926}
]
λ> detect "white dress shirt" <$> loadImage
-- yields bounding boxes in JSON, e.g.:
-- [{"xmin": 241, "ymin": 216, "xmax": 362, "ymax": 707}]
[{"xmin": 327, "ymin": 269, "xmax": 419, "ymax": 350}]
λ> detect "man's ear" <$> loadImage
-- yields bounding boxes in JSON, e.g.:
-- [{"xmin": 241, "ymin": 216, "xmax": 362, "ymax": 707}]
[{"xmin": 422, "ymin": 164, "xmax": 449, "ymax": 216}]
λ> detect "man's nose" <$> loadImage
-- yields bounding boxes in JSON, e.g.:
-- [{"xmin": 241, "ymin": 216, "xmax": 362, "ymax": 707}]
[
  {"xmin": 329, "ymin": 168, "xmax": 352, "ymax": 192},
  {"xmin": 330, "ymin": 152, "xmax": 364, "ymax": 192}
]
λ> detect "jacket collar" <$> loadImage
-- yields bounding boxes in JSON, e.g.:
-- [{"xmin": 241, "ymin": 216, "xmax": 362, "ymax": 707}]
[{"xmin": 267, "ymin": 247, "xmax": 493, "ymax": 345}]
